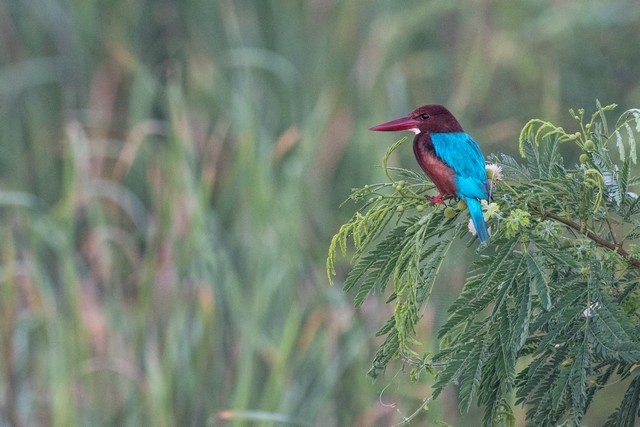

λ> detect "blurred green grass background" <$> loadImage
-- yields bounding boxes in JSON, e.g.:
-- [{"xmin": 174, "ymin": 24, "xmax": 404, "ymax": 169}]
[{"xmin": 0, "ymin": 0, "xmax": 639, "ymax": 425}]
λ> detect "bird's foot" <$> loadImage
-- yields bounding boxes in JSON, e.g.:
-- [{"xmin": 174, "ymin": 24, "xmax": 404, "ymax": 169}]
[{"xmin": 425, "ymin": 193, "xmax": 446, "ymax": 205}]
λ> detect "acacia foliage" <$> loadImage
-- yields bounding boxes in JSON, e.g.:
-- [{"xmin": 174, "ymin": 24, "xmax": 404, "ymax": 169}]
[{"xmin": 327, "ymin": 103, "xmax": 640, "ymax": 426}]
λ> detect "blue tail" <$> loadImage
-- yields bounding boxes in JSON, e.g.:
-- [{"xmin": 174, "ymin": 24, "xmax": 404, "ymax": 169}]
[{"xmin": 466, "ymin": 197, "xmax": 489, "ymax": 243}]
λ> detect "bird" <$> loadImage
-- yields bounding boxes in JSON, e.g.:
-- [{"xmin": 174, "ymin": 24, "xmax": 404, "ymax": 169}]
[{"xmin": 370, "ymin": 104, "xmax": 490, "ymax": 243}]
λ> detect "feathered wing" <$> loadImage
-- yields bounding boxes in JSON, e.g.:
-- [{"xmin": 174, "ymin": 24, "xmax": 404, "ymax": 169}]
[
  {"xmin": 430, "ymin": 132, "xmax": 488, "ymax": 199},
  {"xmin": 431, "ymin": 132, "xmax": 490, "ymax": 242}
]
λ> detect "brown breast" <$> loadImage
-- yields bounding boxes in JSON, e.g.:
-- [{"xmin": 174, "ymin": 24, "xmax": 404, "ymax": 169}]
[{"xmin": 413, "ymin": 133, "xmax": 457, "ymax": 196}]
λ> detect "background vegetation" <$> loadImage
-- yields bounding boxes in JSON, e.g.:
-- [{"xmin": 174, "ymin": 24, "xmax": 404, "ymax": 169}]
[{"xmin": 0, "ymin": 0, "xmax": 639, "ymax": 425}]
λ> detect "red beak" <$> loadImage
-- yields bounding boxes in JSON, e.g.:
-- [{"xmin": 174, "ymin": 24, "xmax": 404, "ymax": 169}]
[{"xmin": 369, "ymin": 116, "xmax": 419, "ymax": 132}]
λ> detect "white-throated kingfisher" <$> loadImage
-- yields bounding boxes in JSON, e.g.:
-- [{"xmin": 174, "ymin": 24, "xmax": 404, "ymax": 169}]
[{"xmin": 370, "ymin": 104, "xmax": 490, "ymax": 242}]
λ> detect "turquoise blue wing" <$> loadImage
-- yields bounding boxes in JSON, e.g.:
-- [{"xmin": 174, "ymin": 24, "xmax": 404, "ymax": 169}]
[{"xmin": 431, "ymin": 132, "xmax": 488, "ymax": 200}]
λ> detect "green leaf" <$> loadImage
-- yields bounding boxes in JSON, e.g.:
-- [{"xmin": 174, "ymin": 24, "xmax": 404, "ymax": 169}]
[
  {"xmin": 615, "ymin": 129, "xmax": 626, "ymax": 163},
  {"xmin": 589, "ymin": 287, "xmax": 640, "ymax": 362},
  {"xmin": 344, "ymin": 220, "xmax": 408, "ymax": 295},
  {"xmin": 433, "ymin": 334, "xmax": 485, "ymax": 399},
  {"xmin": 511, "ymin": 275, "xmax": 532, "ymax": 353},
  {"xmin": 525, "ymin": 252, "xmax": 551, "ymax": 310},
  {"xmin": 458, "ymin": 339, "xmax": 488, "ymax": 413},
  {"xmin": 604, "ymin": 374, "xmax": 640, "ymax": 427},
  {"xmin": 626, "ymin": 122, "xmax": 637, "ymax": 164},
  {"xmin": 498, "ymin": 304, "xmax": 517, "ymax": 385},
  {"xmin": 440, "ymin": 243, "xmax": 515, "ymax": 338},
  {"xmin": 568, "ymin": 335, "xmax": 590, "ymax": 423},
  {"xmin": 368, "ymin": 330, "xmax": 399, "ymax": 378}
]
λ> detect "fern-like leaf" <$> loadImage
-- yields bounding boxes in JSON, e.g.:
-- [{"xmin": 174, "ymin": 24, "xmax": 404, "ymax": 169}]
[
  {"xmin": 604, "ymin": 374, "xmax": 640, "ymax": 427},
  {"xmin": 525, "ymin": 252, "xmax": 552, "ymax": 311}
]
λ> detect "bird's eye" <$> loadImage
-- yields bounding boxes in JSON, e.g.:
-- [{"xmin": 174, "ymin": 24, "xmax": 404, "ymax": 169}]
[{"xmin": 420, "ymin": 113, "xmax": 430, "ymax": 120}]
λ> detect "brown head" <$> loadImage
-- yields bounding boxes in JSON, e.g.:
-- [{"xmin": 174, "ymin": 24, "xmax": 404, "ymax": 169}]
[{"xmin": 369, "ymin": 104, "xmax": 464, "ymax": 134}]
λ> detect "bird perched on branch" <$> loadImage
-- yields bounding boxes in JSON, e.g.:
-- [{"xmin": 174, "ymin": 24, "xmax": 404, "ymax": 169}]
[{"xmin": 370, "ymin": 104, "xmax": 489, "ymax": 242}]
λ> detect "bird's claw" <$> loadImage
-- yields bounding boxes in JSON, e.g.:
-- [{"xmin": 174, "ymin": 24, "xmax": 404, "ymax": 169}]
[{"xmin": 425, "ymin": 194, "xmax": 445, "ymax": 205}]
